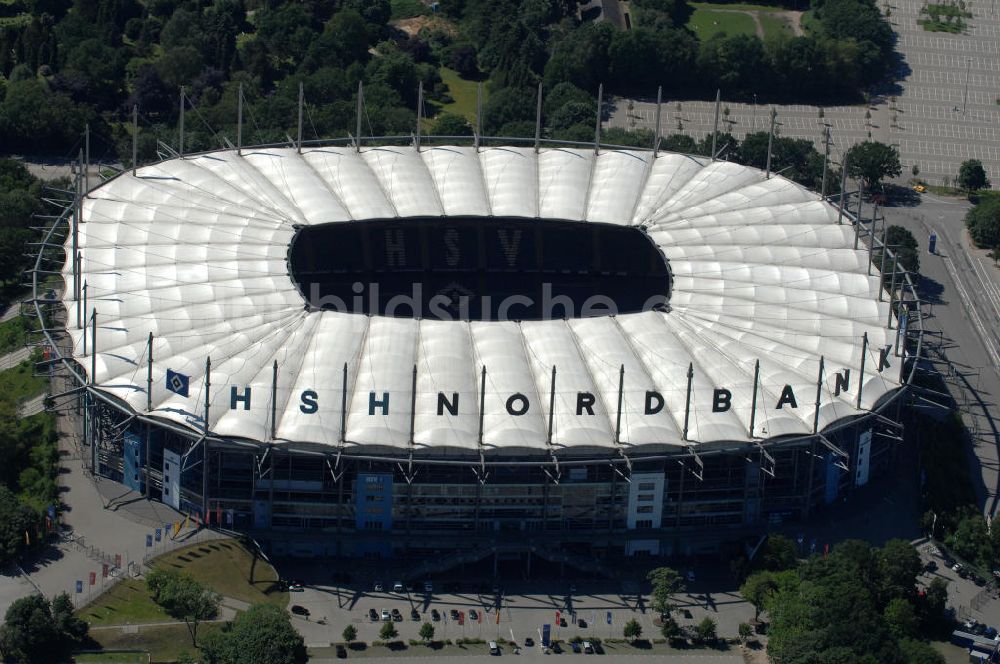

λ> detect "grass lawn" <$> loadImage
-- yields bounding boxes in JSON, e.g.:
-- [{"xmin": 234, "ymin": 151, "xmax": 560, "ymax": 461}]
[
  {"xmin": 428, "ymin": 67, "xmax": 484, "ymax": 127},
  {"xmin": 687, "ymin": 6, "xmax": 758, "ymax": 38},
  {"xmin": 0, "ymin": 316, "xmax": 31, "ymax": 355},
  {"xmin": 73, "ymin": 652, "xmax": 149, "ymax": 663},
  {"xmin": 152, "ymin": 540, "xmax": 287, "ymax": 608},
  {"xmin": 758, "ymin": 11, "xmax": 792, "ymax": 37},
  {"xmin": 0, "ymin": 358, "xmax": 46, "ymax": 404},
  {"xmin": 800, "ymin": 9, "xmax": 822, "ymax": 33},
  {"xmin": 692, "ymin": 1, "xmax": 785, "ymax": 11},
  {"xmin": 77, "ymin": 579, "xmax": 171, "ymax": 627},
  {"xmin": 87, "ymin": 623, "xmax": 224, "ymax": 664}
]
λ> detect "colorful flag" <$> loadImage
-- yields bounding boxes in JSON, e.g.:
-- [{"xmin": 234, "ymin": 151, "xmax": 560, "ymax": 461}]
[
  {"xmin": 216, "ymin": 506, "xmax": 222, "ymax": 525},
  {"xmin": 89, "ymin": 571, "xmax": 96, "ymax": 586},
  {"xmin": 102, "ymin": 563, "xmax": 109, "ymax": 578},
  {"xmin": 115, "ymin": 554, "xmax": 122, "ymax": 568},
  {"xmin": 165, "ymin": 369, "xmax": 190, "ymax": 397},
  {"xmin": 75, "ymin": 580, "xmax": 83, "ymax": 593},
  {"xmin": 145, "ymin": 534, "xmax": 152, "ymax": 547},
  {"xmin": 155, "ymin": 528, "xmax": 161, "ymax": 542}
]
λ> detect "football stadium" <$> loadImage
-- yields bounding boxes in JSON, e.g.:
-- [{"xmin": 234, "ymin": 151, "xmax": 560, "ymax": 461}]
[{"xmin": 34, "ymin": 138, "xmax": 921, "ymax": 565}]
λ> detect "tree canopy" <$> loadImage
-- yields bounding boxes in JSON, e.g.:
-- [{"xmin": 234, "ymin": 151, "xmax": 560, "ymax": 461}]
[
  {"xmin": 146, "ymin": 568, "xmax": 221, "ymax": 645},
  {"xmin": 966, "ymin": 196, "xmax": 1000, "ymax": 249},
  {"xmin": 201, "ymin": 603, "xmax": 306, "ymax": 664},
  {"xmin": 958, "ymin": 159, "xmax": 990, "ymax": 193},
  {"xmin": 0, "ymin": 593, "xmax": 88, "ymax": 664},
  {"xmin": 846, "ymin": 141, "xmax": 902, "ymax": 190}
]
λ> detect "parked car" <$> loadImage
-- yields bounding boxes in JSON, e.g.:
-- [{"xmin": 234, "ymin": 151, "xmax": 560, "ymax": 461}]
[
  {"xmin": 368, "ymin": 608, "xmax": 378, "ymax": 621},
  {"xmin": 288, "ymin": 580, "xmax": 304, "ymax": 592},
  {"xmin": 381, "ymin": 608, "xmax": 391, "ymax": 622},
  {"xmin": 290, "ymin": 605, "xmax": 309, "ymax": 616},
  {"xmin": 431, "ymin": 608, "xmax": 440, "ymax": 621},
  {"xmin": 583, "ymin": 640, "xmax": 594, "ymax": 654},
  {"xmin": 570, "ymin": 641, "xmax": 582, "ymax": 653},
  {"xmin": 524, "ymin": 637, "xmax": 534, "ymax": 647},
  {"xmin": 952, "ymin": 563, "xmax": 963, "ymax": 573},
  {"xmin": 686, "ymin": 570, "xmax": 696, "ymax": 583},
  {"xmin": 393, "ymin": 582, "xmax": 404, "ymax": 593},
  {"xmin": 924, "ymin": 561, "xmax": 938, "ymax": 572},
  {"xmin": 578, "ymin": 618, "xmax": 588, "ymax": 628},
  {"xmin": 391, "ymin": 608, "xmax": 402, "ymax": 622},
  {"xmin": 374, "ymin": 583, "xmax": 384, "ymax": 592},
  {"xmin": 335, "ymin": 644, "xmax": 347, "ymax": 658},
  {"xmin": 450, "ymin": 609, "xmax": 460, "ymax": 620},
  {"xmin": 489, "ymin": 640, "xmax": 500, "ymax": 655},
  {"xmin": 411, "ymin": 608, "xmax": 420, "ymax": 621},
  {"xmin": 424, "ymin": 581, "xmax": 433, "ymax": 593},
  {"xmin": 469, "ymin": 609, "xmax": 478, "ymax": 621}
]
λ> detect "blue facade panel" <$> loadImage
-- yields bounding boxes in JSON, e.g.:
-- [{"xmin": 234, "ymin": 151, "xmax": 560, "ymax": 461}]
[
  {"xmin": 355, "ymin": 473, "xmax": 393, "ymax": 557},
  {"xmin": 123, "ymin": 432, "xmax": 143, "ymax": 492},
  {"xmin": 824, "ymin": 452, "xmax": 841, "ymax": 505}
]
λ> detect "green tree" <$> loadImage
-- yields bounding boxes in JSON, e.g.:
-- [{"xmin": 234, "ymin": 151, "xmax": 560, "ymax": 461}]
[
  {"xmin": 0, "ymin": 485, "xmax": 37, "ymax": 566},
  {"xmin": 660, "ymin": 616, "xmax": 682, "ymax": 643},
  {"xmin": 379, "ymin": 621, "xmax": 398, "ymax": 641},
  {"xmin": 0, "ymin": 594, "xmax": 84, "ymax": 664},
  {"xmin": 647, "ymin": 567, "xmax": 684, "ymax": 617},
  {"xmin": 966, "ymin": 196, "xmax": 1000, "ymax": 248},
  {"xmin": 922, "ymin": 577, "xmax": 949, "ymax": 628},
  {"xmin": 418, "ymin": 621, "xmax": 435, "ymax": 641},
  {"xmin": 694, "ymin": 616, "xmax": 716, "ymax": 644},
  {"xmin": 898, "ymin": 638, "xmax": 946, "ymax": 663},
  {"xmin": 845, "ymin": 141, "xmax": 902, "ymax": 191},
  {"xmin": 958, "ymin": 159, "xmax": 990, "ymax": 193},
  {"xmin": 623, "ymin": 617, "xmax": 642, "ymax": 640},
  {"xmin": 214, "ymin": 604, "xmax": 306, "ymax": 664},
  {"xmin": 876, "ymin": 539, "xmax": 922, "ymax": 604},
  {"xmin": 883, "ymin": 597, "xmax": 918, "ymax": 639},
  {"xmin": 740, "ymin": 571, "xmax": 780, "ymax": 620},
  {"xmin": 342, "ymin": 624, "xmax": 357, "ymax": 643},
  {"xmin": 146, "ymin": 568, "xmax": 221, "ymax": 645},
  {"xmin": 430, "ymin": 113, "xmax": 472, "ymax": 136},
  {"xmin": 757, "ymin": 534, "xmax": 798, "ymax": 571}
]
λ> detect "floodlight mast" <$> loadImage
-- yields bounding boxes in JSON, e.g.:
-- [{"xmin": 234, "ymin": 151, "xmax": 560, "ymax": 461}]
[
  {"xmin": 594, "ymin": 84, "xmax": 603, "ymax": 155},
  {"xmin": 534, "ymin": 82, "xmax": 543, "ymax": 153},
  {"xmin": 131, "ymin": 105, "xmax": 138, "ymax": 176},
  {"xmin": 710, "ymin": 89, "xmax": 721, "ymax": 161},
  {"xmin": 765, "ymin": 108, "xmax": 777, "ymax": 178},
  {"xmin": 178, "ymin": 87, "xmax": 185, "ymax": 157},
  {"xmin": 297, "ymin": 81, "xmax": 304, "ymax": 154},
  {"xmin": 237, "ymin": 83, "xmax": 243, "ymax": 155},
  {"xmin": 821, "ymin": 127, "xmax": 831, "ymax": 197},
  {"xmin": 652, "ymin": 86, "xmax": 662, "ymax": 157}
]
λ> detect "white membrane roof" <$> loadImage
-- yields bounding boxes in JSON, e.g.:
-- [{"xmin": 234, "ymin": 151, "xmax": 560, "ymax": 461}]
[{"xmin": 64, "ymin": 145, "xmax": 902, "ymax": 456}]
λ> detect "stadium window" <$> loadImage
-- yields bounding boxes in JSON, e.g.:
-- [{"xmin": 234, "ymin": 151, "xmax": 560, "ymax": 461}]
[
  {"xmin": 636, "ymin": 505, "xmax": 654, "ymax": 514},
  {"xmin": 635, "ymin": 519, "xmax": 653, "ymax": 529},
  {"xmin": 637, "ymin": 482, "xmax": 654, "ymax": 491},
  {"xmin": 637, "ymin": 494, "xmax": 654, "ymax": 502}
]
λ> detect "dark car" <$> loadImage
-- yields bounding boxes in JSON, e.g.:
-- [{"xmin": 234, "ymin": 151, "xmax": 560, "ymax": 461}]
[
  {"xmin": 391, "ymin": 608, "xmax": 403, "ymax": 622},
  {"xmin": 570, "ymin": 641, "xmax": 582, "ymax": 653},
  {"xmin": 335, "ymin": 644, "xmax": 347, "ymax": 658},
  {"xmin": 368, "ymin": 608, "xmax": 378, "ymax": 621},
  {"xmin": 290, "ymin": 605, "xmax": 309, "ymax": 616},
  {"xmin": 431, "ymin": 608, "xmax": 441, "ymax": 621},
  {"xmin": 924, "ymin": 561, "xmax": 938, "ymax": 572},
  {"xmin": 450, "ymin": 609, "xmax": 460, "ymax": 620},
  {"xmin": 578, "ymin": 619, "xmax": 587, "ymax": 628},
  {"xmin": 524, "ymin": 637, "xmax": 534, "ymax": 647},
  {"xmin": 469, "ymin": 609, "xmax": 478, "ymax": 621},
  {"xmin": 411, "ymin": 608, "xmax": 420, "ymax": 621}
]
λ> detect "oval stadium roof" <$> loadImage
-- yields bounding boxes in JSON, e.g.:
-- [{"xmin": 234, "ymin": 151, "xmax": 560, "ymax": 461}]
[{"xmin": 63, "ymin": 145, "xmax": 902, "ymax": 457}]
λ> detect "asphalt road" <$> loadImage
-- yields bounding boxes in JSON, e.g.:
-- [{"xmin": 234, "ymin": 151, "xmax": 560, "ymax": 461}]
[{"xmin": 880, "ymin": 193, "xmax": 1000, "ymax": 516}]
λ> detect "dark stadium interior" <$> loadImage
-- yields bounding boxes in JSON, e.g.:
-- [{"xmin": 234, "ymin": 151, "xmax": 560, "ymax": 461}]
[{"xmin": 288, "ymin": 217, "xmax": 672, "ymax": 320}]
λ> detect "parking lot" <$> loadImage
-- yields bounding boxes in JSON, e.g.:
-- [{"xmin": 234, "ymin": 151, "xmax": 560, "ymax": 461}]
[
  {"xmin": 271, "ymin": 559, "xmax": 754, "ymax": 649},
  {"xmin": 916, "ymin": 539, "xmax": 1000, "ymax": 630},
  {"xmin": 606, "ymin": 0, "xmax": 1000, "ymax": 186}
]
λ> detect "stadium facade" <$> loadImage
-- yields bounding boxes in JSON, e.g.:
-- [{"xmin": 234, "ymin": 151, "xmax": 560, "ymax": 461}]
[{"xmin": 36, "ymin": 139, "xmax": 921, "ymax": 566}]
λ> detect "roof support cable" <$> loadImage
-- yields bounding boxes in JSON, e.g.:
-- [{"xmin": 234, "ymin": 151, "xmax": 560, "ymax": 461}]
[
  {"xmin": 256, "ymin": 445, "xmax": 272, "ymax": 480},
  {"xmin": 326, "ymin": 456, "xmax": 343, "ymax": 483},
  {"xmin": 678, "ymin": 445, "xmax": 704, "ymax": 481},
  {"xmin": 816, "ymin": 434, "xmax": 850, "ymax": 472}
]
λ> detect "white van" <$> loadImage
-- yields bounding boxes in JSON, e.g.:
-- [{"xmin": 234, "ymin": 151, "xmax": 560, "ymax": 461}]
[
  {"xmin": 489, "ymin": 640, "xmax": 500, "ymax": 655},
  {"xmin": 583, "ymin": 640, "xmax": 594, "ymax": 653}
]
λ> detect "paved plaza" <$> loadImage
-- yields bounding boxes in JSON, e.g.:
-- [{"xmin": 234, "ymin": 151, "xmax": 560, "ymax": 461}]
[{"xmin": 607, "ymin": 0, "xmax": 1000, "ymax": 185}]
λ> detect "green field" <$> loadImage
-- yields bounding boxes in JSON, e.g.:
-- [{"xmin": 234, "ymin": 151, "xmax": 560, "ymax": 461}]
[
  {"xmin": 428, "ymin": 67, "xmax": 485, "ymax": 127},
  {"xmin": 758, "ymin": 11, "xmax": 792, "ymax": 36},
  {"xmin": 688, "ymin": 7, "xmax": 758, "ymax": 38},
  {"xmin": 152, "ymin": 540, "xmax": 287, "ymax": 607},
  {"xmin": 73, "ymin": 651, "xmax": 149, "ymax": 663},
  {"xmin": 77, "ymin": 579, "xmax": 172, "ymax": 627},
  {"xmin": 0, "ymin": 358, "xmax": 46, "ymax": 404},
  {"xmin": 687, "ymin": 3, "xmax": 796, "ymax": 39},
  {"xmin": 87, "ymin": 623, "xmax": 224, "ymax": 664},
  {"xmin": 0, "ymin": 315, "xmax": 31, "ymax": 355}
]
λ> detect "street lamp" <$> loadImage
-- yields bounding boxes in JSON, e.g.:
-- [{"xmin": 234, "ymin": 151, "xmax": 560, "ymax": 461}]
[
  {"xmin": 962, "ymin": 58, "xmax": 971, "ymax": 115},
  {"xmin": 752, "ymin": 94, "xmax": 758, "ymax": 132}
]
